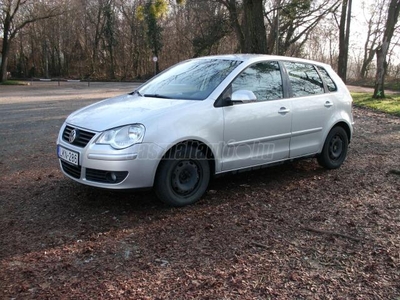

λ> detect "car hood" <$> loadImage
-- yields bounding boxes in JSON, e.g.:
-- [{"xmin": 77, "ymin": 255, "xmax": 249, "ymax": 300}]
[{"xmin": 67, "ymin": 94, "xmax": 199, "ymax": 131}]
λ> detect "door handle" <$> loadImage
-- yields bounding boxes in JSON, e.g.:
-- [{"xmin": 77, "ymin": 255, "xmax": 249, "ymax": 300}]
[
  {"xmin": 324, "ymin": 101, "xmax": 333, "ymax": 107},
  {"xmin": 279, "ymin": 107, "xmax": 290, "ymax": 114}
]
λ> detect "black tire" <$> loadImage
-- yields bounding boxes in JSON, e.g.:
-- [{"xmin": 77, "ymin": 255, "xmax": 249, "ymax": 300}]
[
  {"xmin": 317, "ymin": 126, "xmax": 349, "ymax": 169},
  {"xmin": 154, "ymin": 145, "xmax": 210, "ymax": 207}
]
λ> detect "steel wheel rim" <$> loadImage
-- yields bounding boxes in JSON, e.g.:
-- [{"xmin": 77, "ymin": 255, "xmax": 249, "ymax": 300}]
[
  {"xmin": 171, "ymin": 160, "xmax": 201, "ymax": 196},
  {"xmin": 329, "ymin": 135, "xmax": 343, "ymax": 161}
]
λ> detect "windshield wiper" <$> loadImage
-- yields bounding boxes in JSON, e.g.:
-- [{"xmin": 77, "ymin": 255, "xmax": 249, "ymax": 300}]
[{"xmin": 143, "ymin": 93, "xmax": 172, "ymax": 99}]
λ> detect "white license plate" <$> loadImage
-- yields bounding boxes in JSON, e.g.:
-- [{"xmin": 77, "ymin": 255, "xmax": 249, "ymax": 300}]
[{"xmin": 58, "ymin": 146, "xmax": 79, "ymax": 166}]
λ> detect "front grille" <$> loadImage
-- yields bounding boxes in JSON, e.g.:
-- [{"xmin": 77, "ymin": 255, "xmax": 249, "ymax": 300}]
[
  {"xmin": 62, "ymin": 125, "xmax": 96, "ymax": 148},
  {"xmin": 61, "ymin": 161, "xmax": 82, "ymax": 179},
  {"xmin": 86, "ymin": 168, "xmax": 128, "ymax": 184}
]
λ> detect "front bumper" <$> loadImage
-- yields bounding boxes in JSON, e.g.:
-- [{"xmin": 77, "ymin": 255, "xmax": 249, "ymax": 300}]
[{"xmin": 57, "ymin": 126, "xmax": 164, "ymax": 189}]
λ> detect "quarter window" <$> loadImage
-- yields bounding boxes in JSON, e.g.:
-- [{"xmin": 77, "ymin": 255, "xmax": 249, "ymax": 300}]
[
  {"xmin": 231, "ymin": 61, "xmax": 283, "ymax": 101},
  {"xmin": 317, "ymin": 66, "xmax": 338, "ymax": 92},
  {"xmin": 284, "ymin": 62, "xmax": 324, "ymax": 97}
]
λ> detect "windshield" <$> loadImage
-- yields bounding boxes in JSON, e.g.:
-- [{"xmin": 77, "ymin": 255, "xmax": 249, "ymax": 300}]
[{"xmin": 138, "ymin": 59, "xmax": 242, "ymax": 100}]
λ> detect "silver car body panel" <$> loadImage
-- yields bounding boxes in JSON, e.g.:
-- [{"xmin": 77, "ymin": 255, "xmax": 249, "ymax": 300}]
[{"xmin": 57, "ymin": 54, "xmax": 353, "ymax": 189}]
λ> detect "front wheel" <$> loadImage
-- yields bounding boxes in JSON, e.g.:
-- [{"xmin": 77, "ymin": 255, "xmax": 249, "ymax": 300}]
[
  {"xmin": 154, "ymin": 145, "xmax": 210, "ymax": 207},
  {"xmin": 317, "ymin": 126, "xmax": 349, "ymax": 169}
]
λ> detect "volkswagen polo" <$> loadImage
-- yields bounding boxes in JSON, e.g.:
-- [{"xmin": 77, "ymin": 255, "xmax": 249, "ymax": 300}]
[{"xmin": 57, "ymin": 54, "xmax": 354, "ymax": 206}]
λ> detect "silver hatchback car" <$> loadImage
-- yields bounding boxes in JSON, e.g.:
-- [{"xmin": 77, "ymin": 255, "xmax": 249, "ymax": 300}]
[{"xmin": 57, "ymin": 54, "xmax": 353, "ymax": 206}]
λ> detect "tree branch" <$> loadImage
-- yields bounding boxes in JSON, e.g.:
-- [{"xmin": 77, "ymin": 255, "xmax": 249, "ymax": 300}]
[
  {"xmin": 9, "ymin": 7, "xmax": 62, "ymax": 40},
  {"xmin": 301, "ymin": 226, "xmax": 361, "ymax": 242}
]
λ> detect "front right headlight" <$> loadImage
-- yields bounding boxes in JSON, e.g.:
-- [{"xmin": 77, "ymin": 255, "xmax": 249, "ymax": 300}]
[{"xmin": 96, "ymin": 124, "xmax": 145, "ymax": 149}]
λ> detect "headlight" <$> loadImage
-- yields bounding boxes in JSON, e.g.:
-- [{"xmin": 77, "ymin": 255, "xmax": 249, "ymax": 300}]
[{"xmin": 96, "ymin": 124, "xmax": 145, "ymax": 149}]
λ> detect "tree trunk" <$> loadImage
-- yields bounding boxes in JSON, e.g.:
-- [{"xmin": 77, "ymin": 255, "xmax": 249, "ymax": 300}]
[
  {"xmin": 360, "ymin": 48, "xmax": 376, "ymax": 79},
  {"xmin": 1, "ymin": 50, "xmax": 9, "ymax": 82},
  {"xmin": 337, "ymin": 0, "xmax": 352, "ymax": 83},
  {"xmin": 225, "ymin": 0, "xmax": 245, "ymax": 52},
  {"xmin": 1, "ymin": 1, "xmax": 61, "ymax": 82},
  {"xmin": 373, "ymin": 0, "xmax": 400, "ymax": 98},
  {"xmin": 242, "ymin": 0, "xmax": 268, "ymax": 53},
  {"xmin": 1, "ymin": 38, "xmax": 10, "ymax": 82},
  {"xmin": 360, "ymin": 18, "xmax": 374, "ymax": 79},
  {"xmin": 1, "ymin": 10, "xmax": 11, "ymax": 82},
  {"xmin": 373, "ymin": 44, "xmax": 387, "ymax": 98},
  {"xmin": 359, "ymin": 6, "xmax": 382, "ymax": 80}
]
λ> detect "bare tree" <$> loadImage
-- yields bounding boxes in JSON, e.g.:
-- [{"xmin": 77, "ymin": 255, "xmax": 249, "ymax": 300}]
[
  {"xmin": 103, "ymin": 0, "xmax": 117, "ymax": 79},
  {"xmin": 303, "ymin": 15, "xmax": 339, "ymax": 66},
  {"xmin": 4, "ymin": 0, "xmax": 397, "ymax": 83},
  {"xmin": 373, "ymin": 0, "xmax": 400, "ymax": 98},
  {"xmin": 218, "ymin": 0, "xmax": 340, "ymax": 55},
  {"xmin": 190, "ymin": 1, "xmax": 231, "ymax": 57},
  {"xmin": 0, "ymin": 0, "xmax": 61, "ymax": 82},
  {"xmin": 242, "ymin": 0, "xmax": 267, "ymax": 53},
  {"xmin": 119, "ymin": 0, "xmax": 149, "ymax": 78},
  {"xmin": 216, "ymin": 0, "xmax": 268, "ymax": 53},
  {"xmin": 218, "ymin": 0, "xmax": 245, "ymax": 52},
  {"xmin": 359, "ymin": 0, "xmax": 387, "ymax": 79},
  {"xmin": 337, "ymin": 0, "xmax": 352, "ymax": 83},
  {"xmin": 265, "ymin": 0, "xmax": 340, "ymax": 56}
]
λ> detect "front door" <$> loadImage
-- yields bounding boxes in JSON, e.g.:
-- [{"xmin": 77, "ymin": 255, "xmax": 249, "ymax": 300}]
[{"xmin": 221, "ymin": 61, "xmax": 292, "ymax": 171}]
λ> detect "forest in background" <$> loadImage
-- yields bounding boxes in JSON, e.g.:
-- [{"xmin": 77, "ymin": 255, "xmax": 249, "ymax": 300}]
[{"xmin": 1, "ymin": 0, "xmax": 400, "ymax": 83}]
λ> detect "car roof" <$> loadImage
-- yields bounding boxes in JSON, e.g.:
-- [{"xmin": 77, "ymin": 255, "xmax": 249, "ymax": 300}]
[{"xmin": 195, "ymin": 54, "xmax": 331, "ymax": 69}]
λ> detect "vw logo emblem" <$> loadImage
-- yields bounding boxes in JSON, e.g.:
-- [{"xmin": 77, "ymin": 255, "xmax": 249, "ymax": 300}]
[{"xmin": 69, "ymin": 129, "xmax": 77, "ymax": 143}]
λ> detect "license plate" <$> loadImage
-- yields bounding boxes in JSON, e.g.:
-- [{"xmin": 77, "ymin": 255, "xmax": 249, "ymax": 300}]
[{"xmin": 58, "ymin": 146, "xmax": 79, "ymax": 166}]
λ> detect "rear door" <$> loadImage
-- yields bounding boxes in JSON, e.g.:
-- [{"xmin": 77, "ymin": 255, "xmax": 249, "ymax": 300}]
[{"xmin": 282, "ymin": 61, "xmax": 332, "ymax": 157}]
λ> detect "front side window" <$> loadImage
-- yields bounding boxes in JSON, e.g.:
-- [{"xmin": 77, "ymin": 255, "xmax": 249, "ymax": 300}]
[
  {"xmin": 231, "ymin": 61, "xmax": 283, "ymax": 102},
  {"xmin": 138, "ymin": 59, "xmax": 242, "ymax": 100},
  {"xmin": 284, "ymin": 62, "xmax": 324, "ymax": 97}
]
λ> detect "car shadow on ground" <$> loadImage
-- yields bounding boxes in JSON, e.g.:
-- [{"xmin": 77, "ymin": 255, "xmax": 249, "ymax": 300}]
[{"xmin": 0, "ymin": 157, "xmax": 329, "ymax": 260}]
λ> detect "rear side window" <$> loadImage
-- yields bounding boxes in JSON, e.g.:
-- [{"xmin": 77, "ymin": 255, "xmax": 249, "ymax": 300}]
[
  {"xmin": 232, "ymin": 61, "xmax": 283, "ymax": 101},
  {"xmin": 284, "ymin": 62, "xmax": 324, "ymax": 97},
  {"xmin": 317, "ymin": 66, "xmax": 338, "ymax": 92}
]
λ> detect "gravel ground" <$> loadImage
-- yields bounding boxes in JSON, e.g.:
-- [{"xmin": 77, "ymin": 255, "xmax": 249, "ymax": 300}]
[{"xmin": 0, "ymin": 82, "xmax": 399, "ymax": 299}]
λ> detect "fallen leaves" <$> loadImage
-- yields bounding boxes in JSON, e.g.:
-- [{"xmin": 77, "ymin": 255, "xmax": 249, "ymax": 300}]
[{"xmin": 0, "ymin": 107, "xmax": 400, "ymax": 298}]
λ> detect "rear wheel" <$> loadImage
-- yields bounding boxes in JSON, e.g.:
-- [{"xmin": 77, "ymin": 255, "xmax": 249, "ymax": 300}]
[
  {"xmin": 154, "ymin": 145, "xmax": 210, "ymax": 207},
  {"xmin": 317, "ymin": 126, "xmax": 349, "ymax": 169}
]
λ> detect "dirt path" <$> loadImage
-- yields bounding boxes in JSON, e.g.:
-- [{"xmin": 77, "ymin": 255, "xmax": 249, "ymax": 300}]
[
  {"xmin": 347, "ymin": 84, "xmax": 398, "ymax": 94},
  {"xmin": 0, "ymin": 81, "xmax": 139, "ymax": 104},
  {"xmin": 0, "ymin": 83, "xmax": 399, "ymax": 299}
]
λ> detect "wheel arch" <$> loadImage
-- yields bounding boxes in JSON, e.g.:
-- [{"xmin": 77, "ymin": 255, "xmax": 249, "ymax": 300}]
[
  {"xmin": 157, "ymin": 139, "xmax": 216, "ymax": 176},
  {"xmin": 333, "ymin": 121, "xmax": 352, "ymax": 143},
  {"xmin": 318, "ymin": 120, "xmax": 352, "ymax": 155}
]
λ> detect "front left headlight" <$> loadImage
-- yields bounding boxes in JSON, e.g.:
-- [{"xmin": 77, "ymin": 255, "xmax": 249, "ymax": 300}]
[{"xmin": 96, "ymin": 124, "xmax": 145, "ymax": 149}]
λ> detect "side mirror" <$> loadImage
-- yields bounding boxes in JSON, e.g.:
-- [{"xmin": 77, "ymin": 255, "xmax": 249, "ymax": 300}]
[{"xmin": 231, "ymin": 90, "xmax": 257, "ymax": 103}]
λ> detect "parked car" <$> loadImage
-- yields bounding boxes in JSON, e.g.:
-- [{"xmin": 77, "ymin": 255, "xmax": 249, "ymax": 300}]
[{"xmin": 57, "ymin": 54, "xmax": 354, "ymax": 206}]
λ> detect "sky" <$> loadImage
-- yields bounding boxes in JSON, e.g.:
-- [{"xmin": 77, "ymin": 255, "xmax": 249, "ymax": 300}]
[
  {"xmin": 350, "ymin": 0, "xmax": 398, "ymax": 57},
  {"xmin": 347, "ymin": 0, "xmax": 400, "ymax": 70}
]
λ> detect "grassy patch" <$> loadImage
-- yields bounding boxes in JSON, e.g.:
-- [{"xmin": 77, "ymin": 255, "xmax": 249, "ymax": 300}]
[
  {"xmin": 0, "ymin": 80, "xmax": 30, "ymax": 86},
  {"xmin": 352, "ymin": 93, "xmax": 400, "ymax": 117},
  {"xmin": 385, "ymin": 81, "xmax": 400, "ymax": 91},
  {"xmin": 348, "ymin": 79, "xmax": 400, "ymax": 92}
]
